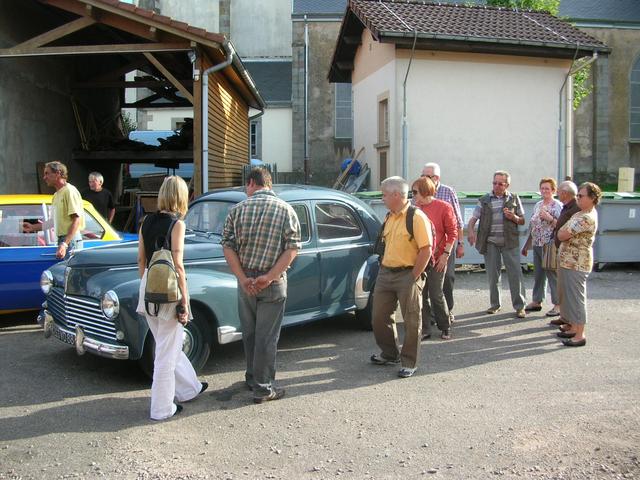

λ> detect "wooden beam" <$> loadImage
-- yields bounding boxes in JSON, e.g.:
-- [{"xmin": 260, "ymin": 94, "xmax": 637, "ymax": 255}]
[
  {"xmin": 6, "ymin": 16, "xmax": 96, "ymax": 52},
  {"xmin": 0, "ymin": 42, "xmax": 191, "ymax": 58},
  {"xmin": 39, "ymin": 0, "xmax": 226, "ymax": 46},
  {"xmin": 143, "ymin": 52, "xmax": 194, "ymax": 104},
  {"xmin": 86, "ymin": 60, "xmax": 146, "ymax": 82},
  {"xmin": 74, "ymin": 79, "xmax": 192, "ymax": 88}
]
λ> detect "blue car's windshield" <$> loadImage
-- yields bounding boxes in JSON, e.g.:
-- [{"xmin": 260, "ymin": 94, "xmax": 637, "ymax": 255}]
[{"xmin": 184, "ymin": 201, "xmax": 235, "ymax": 237}]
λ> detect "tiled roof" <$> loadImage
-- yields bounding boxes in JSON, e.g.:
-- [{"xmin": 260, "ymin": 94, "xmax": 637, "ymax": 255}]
[
  {"xmin": 292, "ymin": 0, "xmax": 348, "ymax": 16},
  {"xmin": 559, "ymin": 0, "xmax": 640, "ymax": 24},
  {"xmin": 244, "ymin": 61, "xmax": 292, "ymax": 105},
  {"xmin": 350, "ymin": 0, "xmax": 608, "ymax": 50}
]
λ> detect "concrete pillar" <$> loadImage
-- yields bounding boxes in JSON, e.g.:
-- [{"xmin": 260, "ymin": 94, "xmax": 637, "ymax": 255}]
[
  {"xmin": 291, "ymin": 22, "xmax": 305, "ymax": 172},
  {"xmin": 219, "ymin": 0, "xmax": 230, "ymax": 38},
  {"xmin": 593, "ymin": 55, "xmax": 610, "ymax": 175}
]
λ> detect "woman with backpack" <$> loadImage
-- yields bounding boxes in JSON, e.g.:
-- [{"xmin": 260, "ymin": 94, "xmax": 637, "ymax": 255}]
[{"xmin": 136, "ymin": 176, "xmax": 207, "ymax": 420}]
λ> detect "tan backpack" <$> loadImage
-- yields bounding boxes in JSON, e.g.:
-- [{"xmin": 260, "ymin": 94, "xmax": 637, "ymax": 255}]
[{"xmin": 144, "ymin": 218, "xmax": 182, "ymax": 316}]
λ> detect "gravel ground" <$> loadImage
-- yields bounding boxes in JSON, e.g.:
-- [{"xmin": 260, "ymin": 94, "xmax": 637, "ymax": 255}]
[{"xmin": 1, "ymin": 266, "xmax": 639, "ymax": 480}]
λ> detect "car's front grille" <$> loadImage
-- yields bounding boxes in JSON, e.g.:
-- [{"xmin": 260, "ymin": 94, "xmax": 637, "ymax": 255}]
[{"xmin": 48, "ymin": 287, "xmax": 117, "ymax": 341}]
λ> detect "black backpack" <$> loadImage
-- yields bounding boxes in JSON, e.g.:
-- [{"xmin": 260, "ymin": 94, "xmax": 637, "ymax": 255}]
[{"xmin": 374, "ymin": 205, "xmax": 436, "ymax": 267}]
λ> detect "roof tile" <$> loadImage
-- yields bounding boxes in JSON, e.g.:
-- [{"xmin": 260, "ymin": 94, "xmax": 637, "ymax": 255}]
[{"xmin": 350, "ymin": 0, "xmax": 607, "ymax": 49}]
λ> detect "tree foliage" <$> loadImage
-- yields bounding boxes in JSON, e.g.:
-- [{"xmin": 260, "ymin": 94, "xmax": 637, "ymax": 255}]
[
  {"xmin": 485, "ymin": 0, "xmax": 559, "ymax": 14},
  {"xmin": 485, "ymin": 0, "xmax": 592, "ymax": 110}
]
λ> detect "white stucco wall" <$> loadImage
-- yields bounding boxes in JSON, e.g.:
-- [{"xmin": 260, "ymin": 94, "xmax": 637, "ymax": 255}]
[
  {"xmin": 144, "ymin": 108, "xmax": 193, "ymax": 130},
  {"xmin": 231, "ymin": 0, "xmax": 291, "ymax": 58},
  {"xmin": 353, "ymin": 39, "xmax": 572, "ymax": 191},
  {"xmin": 352, "ymin": 60, "xmax": 397, "ymax": 187},
  {"xmin": 394, "ymin": 51, "xmax": 570, "ymax": 192},
  {"xmin": 261, "ymin": 108, "xmax": 293, "ymax": 171},
  {"xmin": 156, "ymin": 0, "xmax": 219, "ymax": 32}
]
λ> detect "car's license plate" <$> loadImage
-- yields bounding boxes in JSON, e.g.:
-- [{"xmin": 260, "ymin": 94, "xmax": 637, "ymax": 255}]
[{"xmin": 52, "ymin": 325, "xmax": 75, "ymax": 345}]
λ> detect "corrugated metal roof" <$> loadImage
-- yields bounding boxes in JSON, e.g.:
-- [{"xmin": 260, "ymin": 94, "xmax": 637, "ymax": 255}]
[
  {"xmin": 244, "ymin": 61, "xmax": 292, "ymax": 105},
  {"xmin": 350, "ymin": 0, "xmax": 607, "ymax": 49},
  {"xmin": 559, "ymin": 0, "xmax": 640, "ymax": 23},
  {"xmin": 292, "ymin": 0, "xmax": 347, "ymax": 16}
]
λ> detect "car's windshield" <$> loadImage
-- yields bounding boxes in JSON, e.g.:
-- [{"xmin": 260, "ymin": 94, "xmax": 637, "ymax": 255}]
[{"xmin": 184, "ymin": 201, "xmax": 234, "ymax": 236}]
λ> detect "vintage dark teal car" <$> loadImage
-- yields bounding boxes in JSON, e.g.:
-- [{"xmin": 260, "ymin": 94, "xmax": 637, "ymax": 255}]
[{"xmin": 38, "ymin": 185, "xmax": 381, "ymax": 374}]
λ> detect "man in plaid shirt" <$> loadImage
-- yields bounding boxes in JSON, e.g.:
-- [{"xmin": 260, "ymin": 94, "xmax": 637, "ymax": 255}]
[
  {"xmin": 421, "ymin": 163, "xmax": 464, "ymax": 320},
  {"xmin": 222, "ymin": 168, "xmax": 301, "ymax": 403}
]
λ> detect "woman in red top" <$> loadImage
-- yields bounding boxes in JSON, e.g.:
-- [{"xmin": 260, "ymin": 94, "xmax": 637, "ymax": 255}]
[{"xmin": 412, "ymin": 176, "xmax": 458, "ymax": 340}]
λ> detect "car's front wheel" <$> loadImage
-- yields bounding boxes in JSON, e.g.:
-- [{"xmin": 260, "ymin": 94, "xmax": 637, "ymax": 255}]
[
  {"xmin": 355, "ymin": 289, "xmax": 374, "ymax": 330},
  {"xmin": 138, "ymin": 304, "xmax": 215, "ymax": 378}
]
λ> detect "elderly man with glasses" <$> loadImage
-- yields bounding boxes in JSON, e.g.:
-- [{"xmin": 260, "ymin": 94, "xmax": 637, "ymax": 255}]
[
  {"xmin": 467, "ymin": 171, "xmax": 527, "ymax": 318},
  {"xmin": 421, "ymin": 162, "xmax": 463, "ymax": 321}
]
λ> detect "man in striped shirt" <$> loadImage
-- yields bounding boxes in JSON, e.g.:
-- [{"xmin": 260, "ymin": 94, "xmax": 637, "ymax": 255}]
[
  {"xmin": 421, "ymin": 163, "xmax": 464, "ymax": 319},
  {"xmin": 467, "ymin": 171, "xmax": 526, "ymax": 318},
  {"xmin": 222, "ymin": 168, "xmax": 301, "ymax": 403}
]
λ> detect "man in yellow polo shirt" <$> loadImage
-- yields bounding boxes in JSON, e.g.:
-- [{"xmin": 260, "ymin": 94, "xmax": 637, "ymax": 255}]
[
  {"xmin": 371, "ymin": 176, "xmax": 433, "ymax": 378},
  {"xmin": 24, "ymin": 161, "xmax": 85, "ymax": 259}
]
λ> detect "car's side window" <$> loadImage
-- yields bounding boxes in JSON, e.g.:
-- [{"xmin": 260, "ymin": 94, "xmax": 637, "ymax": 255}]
[
  {"xmin": 315, "ymin": 202, "xmax": 362, "ymax": 241},
  {"xmin": 0, "ymin": 204, "xmax": 47, "ymax": 246},
  {"xmin": 82, "ymin": 211, "xmax": 106, "ymax": 240},
  {"xmin": 291, "ymin": 203, "xmax": 310, "ymax": 243}
]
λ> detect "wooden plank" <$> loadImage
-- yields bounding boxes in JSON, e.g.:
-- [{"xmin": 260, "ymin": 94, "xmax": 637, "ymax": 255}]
[
  {"xmin": 7, "ymin": 16, "xmax": 96, "ymax": 52},
  {"xmin": 0, "ymin": 42, "xmax": 191, "ymax": 58},
  {"xmin": 71, "ymin": 150, "xmax": 193, "ymax": 161},
  {"xmin": 143, "ymin": 52, "xmax": 194, "ymax": 105}
]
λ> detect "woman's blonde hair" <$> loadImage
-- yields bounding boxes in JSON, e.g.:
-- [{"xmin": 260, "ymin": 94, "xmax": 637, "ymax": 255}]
[
  {"xmin": 157, "ymin": 176, "xmax": 189, "ymax": 217},
  {"xmin": 539, "ymin": 177, "xmax": 557, "ymax": 191},
  {"xmin": 412, "ymin": 176, "xmax": 436, "ymax": 197}
]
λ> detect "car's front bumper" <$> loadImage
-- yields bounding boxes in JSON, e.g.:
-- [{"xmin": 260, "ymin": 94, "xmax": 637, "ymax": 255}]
[{"xmin": 38, "ymin": 310, "xmax": 129, "ymax": 360}]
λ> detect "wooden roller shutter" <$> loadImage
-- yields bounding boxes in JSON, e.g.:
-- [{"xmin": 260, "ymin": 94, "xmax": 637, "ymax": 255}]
[{"xmin": 207, "ymin": 69, "xmax": 250, "ymax": 189}]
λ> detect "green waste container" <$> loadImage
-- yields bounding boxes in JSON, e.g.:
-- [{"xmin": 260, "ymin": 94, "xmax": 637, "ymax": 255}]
[{"xmin": 593, "ymin": 192, "xmax": 640, "ymax": 269}]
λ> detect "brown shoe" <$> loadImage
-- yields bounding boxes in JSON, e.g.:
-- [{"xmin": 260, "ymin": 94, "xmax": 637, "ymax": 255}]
[
  {"xmin": 253, "ymin": 387, "xmax": 285, "ymax": 404},
  {"xmin": 549, "ymin": 318, "xmax": 568, "ymax": 326},
  {"xmin": 516, "ymin": 309, "xmax": 526, "ymax": 318}
]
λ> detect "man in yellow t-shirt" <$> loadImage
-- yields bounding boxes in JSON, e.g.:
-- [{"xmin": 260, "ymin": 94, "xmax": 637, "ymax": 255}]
[
  {"xmin": 24, "ymin": 161, "xmax": 85, "ymax": 259},
  {"xmin": 370, "ymin": 176, "xmax": 433, "ymax": 378}
]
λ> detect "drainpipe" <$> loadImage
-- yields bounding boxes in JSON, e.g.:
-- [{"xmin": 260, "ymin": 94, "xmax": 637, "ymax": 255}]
[
  {"xmin": 201, "ymin": 41, "xmax": 235, "ymax": 194},
  {"xmin": 401, "ymin": 30, "xmax": 418, "ymax": 180},
  {"xmin": 557, "ymin": 48, "xmax": 597, "ymax": 180},
  {"xmin": 304, "ymin": 15, "xmax": 310, "ymax": 184}
]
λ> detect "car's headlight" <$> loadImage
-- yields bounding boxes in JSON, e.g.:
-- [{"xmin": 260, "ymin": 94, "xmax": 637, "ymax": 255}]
[
  {"xmin": 101, "ymin": 290, "xmax": 120, "ymax": 319},
  {"xmin": 40, "ymin": 270, "xmax": 53, "ymax": 295}
]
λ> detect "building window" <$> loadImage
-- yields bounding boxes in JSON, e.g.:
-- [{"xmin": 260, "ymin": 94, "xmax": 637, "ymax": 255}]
[
  {"xmin": 335, "ymin": 83, "xmax": 353, "ymax": 139},
  {"xmin": 631, "ymin": 57, "xmax": 640, "ymax": 142},
  {"xmin": 378, "ymin": 99, "xmax": 389, "ymax": 144},
  {"xmin": 250, "ymin": 119, "xmax": 262, "ymax": 159}
]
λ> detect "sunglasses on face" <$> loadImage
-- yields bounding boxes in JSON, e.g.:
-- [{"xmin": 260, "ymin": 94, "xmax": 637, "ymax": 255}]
[
  {"xmin": 412, "ymin": 189, "xmax": 419, "ymax": 195},
  {"xmin": 421, "ymin": 174, "xmax": 435, "ymax": 179}
]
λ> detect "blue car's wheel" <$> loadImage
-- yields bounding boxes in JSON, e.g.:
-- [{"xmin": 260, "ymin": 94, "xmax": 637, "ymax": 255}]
[
  {"xmin": 137, "ymin": 304, "xmax": 214, "ymax": 378},
  {"xmin": 183, "ymin": 305, "xmax": 213, "ymax": 372},
  {"xmin": 355, "ymin": 289, "xmax": 374, "ymax": 330}
]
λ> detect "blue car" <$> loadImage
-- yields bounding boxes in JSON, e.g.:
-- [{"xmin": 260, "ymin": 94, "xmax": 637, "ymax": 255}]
[
  {"xmin": 0, "ymin": 195, "xmax": 137, "ymax": 314},
  {"xmin": 38, "ymin": 186, "xmax": 381, "ymax": 374}
]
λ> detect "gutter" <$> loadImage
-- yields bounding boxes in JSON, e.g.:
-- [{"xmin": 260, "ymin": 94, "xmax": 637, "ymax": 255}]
[
  {"xmin": 381, "ymin": 31, "xmax": 610, "ymax": 54},
  {"xmin": 200, "ymin": 41, "xmax": 265, "ymax": 194}
]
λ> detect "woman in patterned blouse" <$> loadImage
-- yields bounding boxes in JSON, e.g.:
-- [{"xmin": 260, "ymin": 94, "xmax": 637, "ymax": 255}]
[
  {"xmin": 521, "ymin": 178, "xmax": 563, "ymax": 316},
  {"xmin": 555, "ymin": 182, "xmax": 601, "ymax": 347}
]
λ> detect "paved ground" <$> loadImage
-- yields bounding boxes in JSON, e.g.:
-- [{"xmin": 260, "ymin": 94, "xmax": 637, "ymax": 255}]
[{"xmin": 1, "ymin": 266, "xmax": 639, "ymax": 480}]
